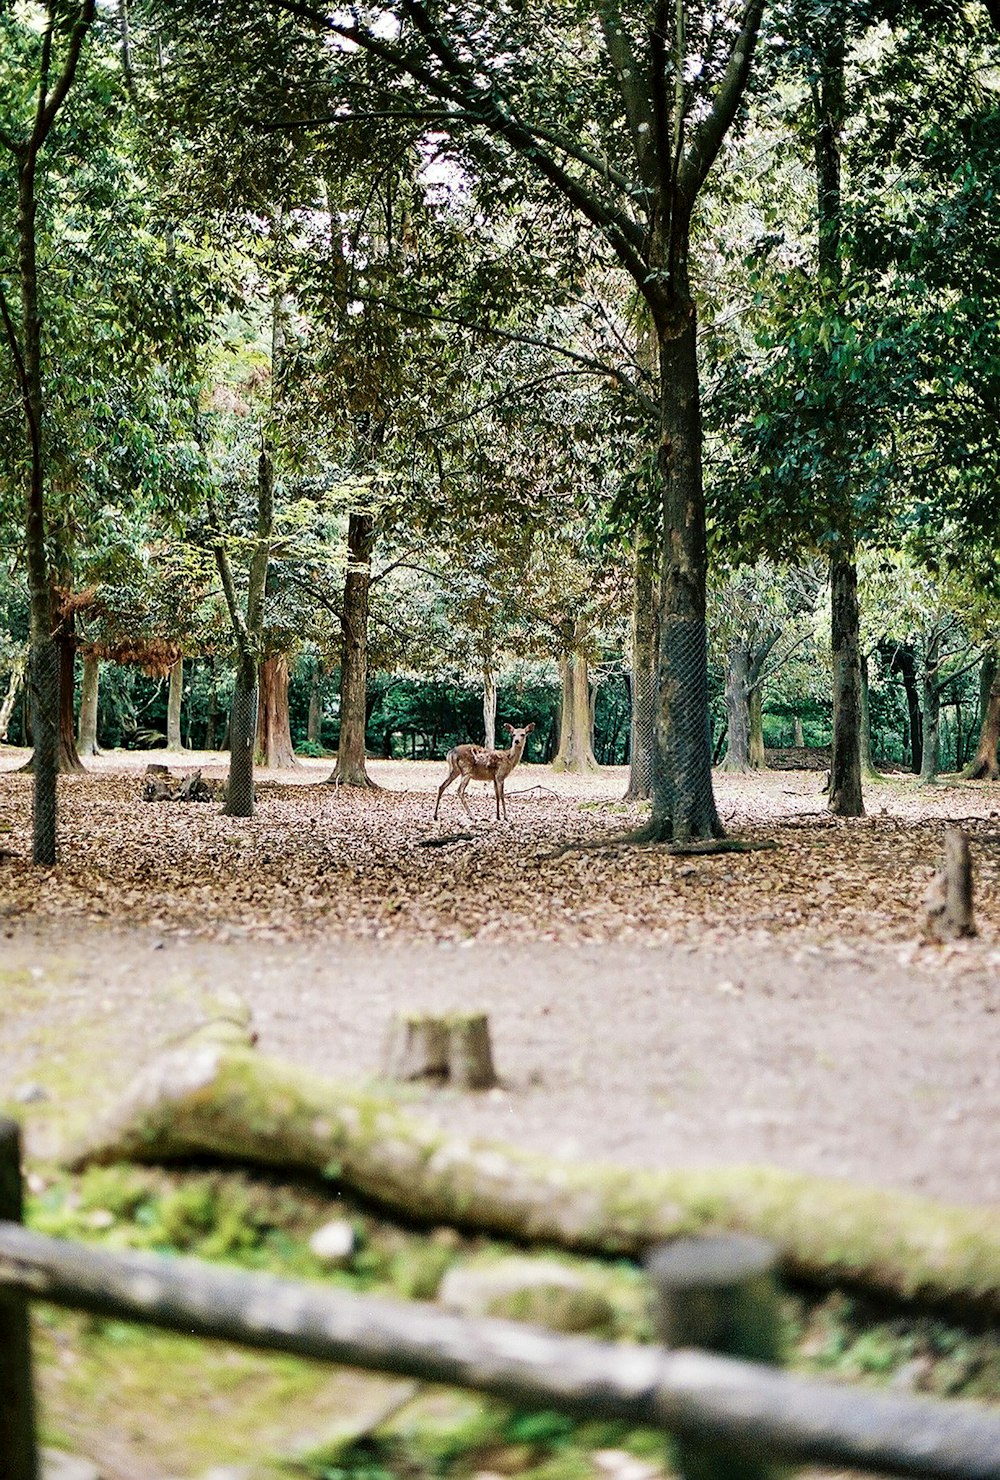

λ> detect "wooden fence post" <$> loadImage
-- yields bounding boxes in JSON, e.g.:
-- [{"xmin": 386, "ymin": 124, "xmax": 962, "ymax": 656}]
[
  {"xmin": 648, "ymin": 1234, "xmax": 785, "ymax": 1480},
  {"xmin": 0, "ymin": 1117, "xmax": 39, "ymax": 1480}
]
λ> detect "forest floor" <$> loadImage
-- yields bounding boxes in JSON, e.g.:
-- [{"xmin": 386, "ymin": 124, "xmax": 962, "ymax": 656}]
[
  {"xmin": 3, "ymin": 746, "xmax": 1000, "ymax": 1478},
  {"xmin": 2, "ymin": 744, "xmax": 999, "ymax": 1203}
]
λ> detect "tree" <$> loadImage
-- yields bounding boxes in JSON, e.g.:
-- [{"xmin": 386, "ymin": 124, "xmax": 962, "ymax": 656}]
[
  {"xmin": 181, "ymin": 0, "xmax": 766, "ymax": 840},
  {"xmin": 0, "ymin": 0, "xmax": 97, "ymax": 860}
]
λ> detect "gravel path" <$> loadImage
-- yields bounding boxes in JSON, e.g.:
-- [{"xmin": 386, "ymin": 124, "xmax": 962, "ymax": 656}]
[{"xmin": 3, "ymin": 917, "xmax": 998, "ymax": 1206}]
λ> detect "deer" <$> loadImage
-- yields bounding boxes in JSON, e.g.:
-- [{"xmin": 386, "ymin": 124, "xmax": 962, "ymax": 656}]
[{"xmin": 434, "ymin": 722, "xmax": 536, "ymax": 822}]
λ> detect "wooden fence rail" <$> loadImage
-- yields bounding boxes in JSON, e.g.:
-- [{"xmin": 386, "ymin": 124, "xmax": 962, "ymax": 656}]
[{"xmin": 3, "ymin": 1120, "xmax": 1000, "ymax": 1479}]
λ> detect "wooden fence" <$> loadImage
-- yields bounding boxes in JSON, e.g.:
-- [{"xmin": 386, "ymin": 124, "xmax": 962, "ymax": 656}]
[{"xmin": 3, "ymin": 1118, "xmax": 1000, "ymax": 1480}]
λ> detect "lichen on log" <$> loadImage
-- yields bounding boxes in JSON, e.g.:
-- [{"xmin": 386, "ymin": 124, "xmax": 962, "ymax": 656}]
[{"xmin": 67, "ymin": 1046, "xmax": 1000, "ymax": 1317}]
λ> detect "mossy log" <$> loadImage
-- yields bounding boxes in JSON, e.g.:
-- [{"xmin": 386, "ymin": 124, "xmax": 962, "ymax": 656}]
[{"xmin": 68, "ymin": 1046, "xmax": 1000, "ymax": 1317}]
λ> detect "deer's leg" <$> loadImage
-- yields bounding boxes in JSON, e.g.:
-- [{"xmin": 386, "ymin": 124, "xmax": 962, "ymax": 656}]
[
  {"xmin": 434, "ymin": 766, "xmax": 458, "ymax": 819},
  {"xmin": 456, "ymin": 775, "xmax": 474, "ymax": 817},
  {"xmin": 495, "ymin": 777, "xmax": 504, "ymax": 820}
]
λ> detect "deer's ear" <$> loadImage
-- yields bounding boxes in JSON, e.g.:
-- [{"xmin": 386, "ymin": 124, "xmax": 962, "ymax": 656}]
[
  {"xmin": 525, "ymin": 723, "xmax": 536, "ymax": 733},
  {"xmin": 503, "ymin": 722, "xmax": 514, "ymax": 734}
]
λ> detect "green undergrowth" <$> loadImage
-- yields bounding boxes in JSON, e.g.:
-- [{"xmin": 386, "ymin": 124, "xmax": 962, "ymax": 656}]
[{"xmin": 22, "ymin": 1162, "xmax": 1000, "ymax": 1478}]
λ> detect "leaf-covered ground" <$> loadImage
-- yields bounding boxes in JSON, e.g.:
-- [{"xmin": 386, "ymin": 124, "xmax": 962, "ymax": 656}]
[
  {"xmin": 3, "ymin": 744, "xmax": 1000, "ymax": 1209},
  {"xmin": 4, "ymin": 747, "xmax": 1000, "ymax": 1479},
  {"xmin": 2, "ymin": 746, "xmax": 1000, "ymax": 947}
]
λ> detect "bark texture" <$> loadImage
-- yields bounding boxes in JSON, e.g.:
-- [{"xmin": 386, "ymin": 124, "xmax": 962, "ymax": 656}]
[
  {"xmin": 625, "ymin": 524, "xmax": 657, "ymax": 800},
  {"xmin": 56, "ymin": 611, "xmax": 84, "ymax": 774},
  {"xmin": 964, "ymin": 653, "xmax": 1000, "ymax": 780},
  {"xmin": 552, "ymin": 637, "xmax": 599, "ymax": 774},
  {"xmin": 256, "ymin": 654, "xmax": 299, "ymax": 768},
  {"xmin": 647, "ymin": 319, "xmax": 723, "ymax": 843},
  {"xmin": 828, "ymin": 553, "xmax": 864, "ymax": 817},
  {"xmin": 722, "ymin": 643, "xmax": 750, "ymax": 772},
  {"xmin": 482, "ymin": 664, "xmax": 497, "ymax": 750},
  {"xmin": 166, "ymin": 657, "xmax": 184, "ymax": 751},
  {"xmin": 69, "ymin": 1044, "xmax": 1000, "ymax": 1318},
  {"xmin": 328, "ymin": 511, "xmax": 378, "ymax": 788},
  {"xmin": 77, "ymin": 651, "xmax": 100, "ymax": 757}
]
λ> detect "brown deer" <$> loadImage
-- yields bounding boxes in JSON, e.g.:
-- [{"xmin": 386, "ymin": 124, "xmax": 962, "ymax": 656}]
[{"xmin": 434, "ymin": 723, "xmax": 536, "ymax": 821}]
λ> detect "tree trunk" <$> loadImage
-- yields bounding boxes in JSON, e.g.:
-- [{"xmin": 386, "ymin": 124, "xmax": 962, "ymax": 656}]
[
  {"xmin": 216, "ymin": 447, "xmax": 274, "ymax": 819},
  {"xmin": 482, "ymin": 663, "xmax": 497, "ymax": 750},
  {"xmin": 17, "ymin": 143, "xmax": 59, "ymax": 859},
  {"xmin": 793, "ymin": 716, "xmax": 804, "ymax": 747},
  {"xmin": 552, "ymin": 643, "xmax": 598, "ymax": 773},
  {"xmin": 166, "ymin": 657, "xmax": 184, "ymax": 751},
  {"xmin": 828, "ymin": 552, "xmax": 864, "ymax": 817},
  {"xmin": 226, "ymin": 682, "xmax": 258, "ymax": 817},
  {"xmin": 646, "ymin": 311, "xmax": 723, "ymax": 842},
  {"xmin": 204, "ymin": 658, "xmax": 219, "ymax": 751},
  {"xmin": 859, "ymin": 651, "xmax": 878, "ymax": 778},
  {"xmin": 748, "ymin": 683, "xmax": 766, "ymax": 770},
  {"xmin": 77, "ymin": 651, "xmax": 100, "ymax": 757},
  {"xmin": 964, "ymin": 652, "xmax": 1000, "ymax": 780},
  {"xmin": 56, "ymin": 611, "xmax": 84, "ymax": 774},
  {"xmin": 893, "ymin": 647, "xmax": 923, "ymax": 773},
  {"xmin": 256, "ymin": 654, "xmax": 299, "ymax": 768},
  {"xmin": 0, "ymin": 651, "xmax": 27, "ymax": 743},
  {"xmin": 919, "ymin": 639, "xmax": 942, "ymax": 786},
  {"xmin": 624, "ymin": 522, "xmax": 657, "ymax": 800},
  {"xmin": 721, "ymin": 643, "xmax": 750, "ymax": 772},
  {"xmin": 327, "ymin": 511, "xmax": 378, "ymax": 788},
  {"xmin": 307, "ymin": 660, "xmax": 324, "ymax": 746}
]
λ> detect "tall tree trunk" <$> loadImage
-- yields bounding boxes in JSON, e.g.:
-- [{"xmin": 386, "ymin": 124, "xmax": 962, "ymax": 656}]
[
  {"xmin": 227, "ymin": 682, "xmax": 258, "ymax": 816},
  {"xmin": 16, "ymin": 139, "xmax": 58, "ymax": 858},
  {"xmin": 77, "ymin": 651, "xmax": 100, "ymax": 757},
  {"xmin": 828, "ymin": 552, "xmax": 864, "ymax": 816},
  {"xmin": 307, "ymin": 660, "xmax": 324, "ymax": 746},
  {"xmin": 892, "ymin": 646, "xmax": 923, "ymax": 773},
  {"xmin": 646, "ymin": 311, "xmax": 723, "ymax": 842},
  {"xmin": 482, "ymin": 662, "xmax": 497, "ymax": 749},
  {"xmin": 552, "ymin": 634, "xmax": 598, "ymax": 774},
  {"xmin": 166, "ymin": 657, "xmax": 184, "ymax": 751},
  {"xmin": 859, "ymin": 651, "xmax": 878, "ymax": 778},
  {"xmin": 215, "ymin": 448, "xmax": 274, "ymax": 819},
  {"xmin": 204, "ymin": 658, "xmax": 219, "ymax": 751},
  {"xmin": 56, "ymin": 607, "xmax": 84, "ymax": 774},
  {"xmin": 814, "ymin": 30, "xmax": 861, "ymax": 818},
  {"xmin": 919, "ymin": 631, "xmax": 942, "ymax": 785},
  {"xmin": 748, "ymin": 683, "xmax": 766, "ymax": 770},
  {"xmin": 256, "ymin": 653, "xmax": 299, "ymax": 767},
  {"xmin": 964, "ymin": 650, "xmax": 1000, "ymax": 780},
  {"xmin": 625, "ymin": 522, "xmax": 657, "ymax": 800},
  {"xmin": 721, "ymin": 642, "xmax": 750, "ymax": 772},
  {"xmin": 327, "ymin": 511, "xmax": 378, "ymax": 788},
  {"xmin": 0, "ymin": 651, "xmax": 27, "ymax": 743},
  {"xmin": 793, "ymin": 716, "xmax": 804, "ymax": 747}
]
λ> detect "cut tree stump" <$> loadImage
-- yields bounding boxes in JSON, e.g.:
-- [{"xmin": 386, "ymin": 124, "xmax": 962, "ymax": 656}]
[
  {"xmin": 143, "ymin": 767, "xmax": 223, "ymax": 803},
  {"xmin": 924, "ymin": 828, "xmax": 977, "ymax": 942},
  {"xmin": 382, "ymin": 1012, "xmax": 497, "ymax": 1090}
]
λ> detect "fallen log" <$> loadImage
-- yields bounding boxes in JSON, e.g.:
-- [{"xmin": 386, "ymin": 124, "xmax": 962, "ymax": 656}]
[{"xmin": 67, "ymin": 1046, "xmax": 1000, "ymax": 1318}]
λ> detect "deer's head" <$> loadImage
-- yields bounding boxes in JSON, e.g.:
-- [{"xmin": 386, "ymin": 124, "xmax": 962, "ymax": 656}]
[{"xmin": 503, "ymin": 722, "xmax": 535, "ymax": 753}]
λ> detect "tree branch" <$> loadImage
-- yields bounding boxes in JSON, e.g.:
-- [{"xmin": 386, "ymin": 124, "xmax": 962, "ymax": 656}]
[
  {"xmin": 597, "ymin": 2, "xmax": 657, "ymax": 189},
  {"xmin": 677, "ymin": 0, "xmax": 764, "ymax": 206},
  {"xmin": 31, "ymin": 1, "xmax": 97, "ymax": 160},
  {"xmin": 267, "ymin": 0, "xmax": 649, "ymax": 283}
]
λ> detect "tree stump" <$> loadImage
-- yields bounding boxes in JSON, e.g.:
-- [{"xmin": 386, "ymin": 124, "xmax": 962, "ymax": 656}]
[
  {"xmin": 924, "ymin": 828, "xmax": 976, "ymax": 942},
  {"xmin": 143, "ymin": 767, "xmax": 222, "ymax": 803},
  {"xmin": 382, "ymin": 1012, "xmax": 497, "ymax": 1090}
]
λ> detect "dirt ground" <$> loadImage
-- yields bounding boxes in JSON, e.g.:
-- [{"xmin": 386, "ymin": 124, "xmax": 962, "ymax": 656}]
[{"xmin": 2, "ymin": 746, "xmax": 999, "ymax": 1209}]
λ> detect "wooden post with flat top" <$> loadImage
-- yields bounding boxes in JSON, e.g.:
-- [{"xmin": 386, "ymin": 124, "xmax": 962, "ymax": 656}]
[
  {"xmin": 648, "ymin": 1234, "xmax": 785, "ymax": 1480},
  {"xmin": 0, "ymin": 1117, "xmax": 39, "ymax": 1480}
]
